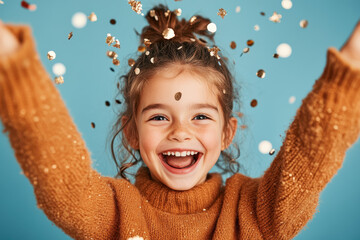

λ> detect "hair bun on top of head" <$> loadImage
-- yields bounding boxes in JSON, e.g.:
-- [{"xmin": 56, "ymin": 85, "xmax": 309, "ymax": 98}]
[{"xmin": 140, "ymin": 4, "xmax": 215, "ymax": 47}]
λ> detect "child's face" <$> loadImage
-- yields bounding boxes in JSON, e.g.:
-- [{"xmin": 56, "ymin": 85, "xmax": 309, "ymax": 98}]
[{"xmin": 134, "ymin": 65, "xmax": 236, "ymax": 190}]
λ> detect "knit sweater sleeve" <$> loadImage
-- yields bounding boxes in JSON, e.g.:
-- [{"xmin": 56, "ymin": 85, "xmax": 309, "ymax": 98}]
[
  {"xmin": 255, "ymin": 48, "xmax": 360, "ymax": 239},
  {"xmin": 0, "ymin": 25, "xmax": 120, "ymax": 239}
]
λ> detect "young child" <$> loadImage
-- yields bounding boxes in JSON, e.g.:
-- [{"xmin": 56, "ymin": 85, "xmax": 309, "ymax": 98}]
[{"xmin": 0, "ymin": 5, "xmax": 360, "ymax": 240}]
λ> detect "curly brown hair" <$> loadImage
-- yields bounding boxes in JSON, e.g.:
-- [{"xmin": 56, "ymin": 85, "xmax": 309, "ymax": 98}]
[{"xmin": 108, "ymin": 5, "xmax": 242, "ymax": 180}]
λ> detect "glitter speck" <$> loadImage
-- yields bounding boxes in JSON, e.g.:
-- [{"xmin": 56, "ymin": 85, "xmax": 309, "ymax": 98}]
[
  {"xmin": 230, "ymin": 41, "xmax": 237, "ymax": 49},
  {"xmin": 217, "ymin": 8, "xmax": 227, "ymax": 19}
]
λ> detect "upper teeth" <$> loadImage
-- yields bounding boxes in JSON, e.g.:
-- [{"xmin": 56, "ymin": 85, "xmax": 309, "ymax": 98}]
[{"xmin": 162, "ymin": 151, "xmax": 198, "ymax": 157}]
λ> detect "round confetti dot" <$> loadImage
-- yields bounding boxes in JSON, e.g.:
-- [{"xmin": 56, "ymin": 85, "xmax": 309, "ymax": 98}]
[
  {"xmin": 91, "ymin": 122, "xmax": 95, "ymax": 128},
  {"xmin": 254, "ymin": 25, "xmax": 260, "ymax": 31},
  {"xmin": 112, "ymin": 58, "xmax": 120, "ymax": 66},
  {"xmin": 174, "ymin": 92, "xmax": 182, "ymax": 101},
  {"xmin": 247, "ymin": 39, "xmax": 254, "ymax": 46},
  {"xmin": 250, "ymin": 99, "xmax": 258, "ymax": 107},
  {"xmin": 259, "ymin": 140, "xmax": 272, "ymax": 154},
  {"xmin": 276, "ymin": 43, "xmax": 292, "ymax": 58},
  {"xmin": 135, "ymin": 68, "xmax": 140, "ymax": 75},
  {"xmin": 273, "ymin": 53, "xmax": 279, "ymax": 58},
  {"xmin": 230, "ymin": 41, "xmax": 237, "ymax": 49},
  {"xmin": 72, "ymin": 12, "xmax": 87, "ymax": 29},
  {"xmin": 110, "ymin": 19, "xmax": 116, "ymax": 25},
  {"xmin": 47, "ymin": 51, "xmax": 56, "ymax": 60},
  {"xmin": 235, "ymin": 6, "xmax": 241, "ymax": 13},
  {"xmin": 105, "ymin": 101, "xmax": 110, "ymax": 107},
  {"xmin": 289, "ymin": 96, "xmax": 296, "ymax": 104},
  {"xmin": 300, "ymin": 19, "xmax": 308, "ymax": 28},
  {"xmin": 207, "ymin": 23, "xmax": 217, "ymax": 33},
  {"xmin": 281, "ymin": 0, "xmax": 293, "ymax": 10},
  {"xmin": 52, "ymin": 63, "xmax": 66, "ymax": 76},
  {"xmin": 256, "ymin": 69, "xmax": 266, "ymax": 78}
]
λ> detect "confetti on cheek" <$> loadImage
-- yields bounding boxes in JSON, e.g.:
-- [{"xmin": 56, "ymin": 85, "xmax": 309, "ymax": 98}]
[
  {"xmin": 47, "ymin": 51, "xmax": 56, "ymax": 60},
  {"xmin": 247, "ymin": 40, "xmax": 254, "ymax": 46},
  {"xmin": 217, "ymin": 8, "xmax": 227, "ymax": 19},
  {"xmin": 258, "ymin": 140, "xmax": 272, "ymax": 154},
  {"xmin": 281, "ymin": 0, "xmax": 293, "ymax": 10},
  {"xmin": 128, "ymin": 59, "xmax": 136, "ymax": 67},
  {"xmin": 135, "ymin": 68, "xmax": 140, "ymax": 75},
  {"xmin": 72, "ymin": 12, "xmax": 87, "ymax": 28},
  {"xmin": 174, "ymin": 92, "xmax": 182, "ymax": 101},
  {"xmin": 52, "ymin": 63, "xmax": 66, "ymax": 76},
  {"xmin": 207, "ymin": 23, "xmax": 217, "ymax": 33},
  {"xmin": 276, "ymin": 43, "xmax": 292, "ymax": 58},
  {"xmin": 300, "ymin": 20, "xmax": 308, "ymax": 28},
  {"xmin": 138, "ymin": 46, "xmax": 146, "ymax": 52},
  {"xmin": 21, "ymin": 1, "xmax": 36, "ymax": 11}
]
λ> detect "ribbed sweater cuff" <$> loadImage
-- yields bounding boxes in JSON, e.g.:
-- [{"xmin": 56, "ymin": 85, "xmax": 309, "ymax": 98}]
[{"xmin": 0, "ymin": 24, "xmax": 54, "ymax": 119}]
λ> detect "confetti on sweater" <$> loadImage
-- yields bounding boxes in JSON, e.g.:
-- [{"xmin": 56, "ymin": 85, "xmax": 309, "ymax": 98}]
[
  {"xmin": 128, "ymin": 0, "xmax": 143, "ymax": 15},
  {"xmin": 47, "ymin": 51, "xmax": 56, "ymax": 61},
  {"xmin": 217, "ymin": 8, "xmax": 227, "ymax": 19},
  {"xmin": 208, "ymin": 46, "xmax": 221, "ymax": 59},
  {"xmin": 269, "ymin": 12, "xmax": 282, "ymax": 23},
  {"xmin": 21, "ymin": 1, "xmax": 36, "ymax": 11},
  {"xmin": 88, "ymin": 12, "xmax": 97, "ymax": 22}
]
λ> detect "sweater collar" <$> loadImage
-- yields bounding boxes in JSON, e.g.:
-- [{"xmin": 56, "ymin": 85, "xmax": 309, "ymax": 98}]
[{"xmin": 135, "ymin": 167, "xmax": 223, "ymax": 214}]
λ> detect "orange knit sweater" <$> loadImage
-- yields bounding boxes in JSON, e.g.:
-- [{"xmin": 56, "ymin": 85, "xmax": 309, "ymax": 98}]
[{"xmin": 1, "ymin": 25, "xmax": 360, "ymax": 240}]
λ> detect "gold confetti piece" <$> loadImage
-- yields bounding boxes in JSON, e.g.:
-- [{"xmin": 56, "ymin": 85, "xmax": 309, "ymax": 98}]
[
  {"xmin": 113, "ymin": 39, "xmax": 120, "ymax": 48},
  {"xmin": 47, "ymin": 51, "xmax": 56, "ymax": 60},
  {"xmin": 256, "ymin": 69, "xmax": 266, "ymax": 78},
  {"xmin": 273, "ymin": 53, "xmax": 279, "ymax": 58},
  {"xmin": 106, "ymin": 51, "xmax": 118, "ymax": 59},
  {"xmin": 217, "ymin": 8, "xmax": 227, "ymax": 19},
  {"xmin": 300, "ymin": 19, "xmax": 308, "ymax": 28},
  {"xmin": 190, "ymin": 38, "xmax": 196, "ymax": 42},
  {"xmin": 174, "ymin": 92, "xmax": 182, "ymax": 101},
  {"xmin": 269, "ymin": 149, "xmax": 275, "ymax": 155},
  {"xmin": 260, "ymin": 12, "xmax": 265, "ymax": 16},
  {"xmin": 150, "ymin": 57, "xmax": 155, "ymax": 64},
  {"xmin": 135, "ymin": 67, "xmax": 140, "ymax": 75},
  {"xmin": 189, "ymin": 16, "xmax": 197, "ymax": 25},
  {"xmin": 174, "ymin": 8, "xmax": 182, "ymax": 16},
  {"xmin": 230, "ymin": 41, "xmax": 236, "ymax": 49},
  {"xmin": 145, "ymin": 51, "xmax": 150, "ymax": 55},
  {"xmin": 144, "ymin": 38, "xmax": 152, "ymax": 47},
  {"xmin": 128, "ymin": 58, "xmax": 135, "ymax": 66},
  {"xmin": 54, "ymin": 76, "xmax": 64, "ymax": 85},
  {"xmin": 164, "ymin": 9, "xmax": 171, "ymax": 17},
  {"xmin": 269, "ymin": 12, "xmax": 282, "ymax": 23},
  {"xmin": 150, "ymin": 9, "xmax": 158, "ymax": 21},
  {"xmin": 106, "ymin": 33, "xmax": 115, "ymax": 46},
  {"xmin": 88, "ymin": 12, "xmax": 97, "ymax": 22},
  {"xmin": 162, "ymin": 28, "xmax": 175, "ymax": 40},
  {"xmin": 254, "ymin": 25, "xmax": 260, "ymax": 31},
  {"xmin": 250, "ymin": 99, "xmax": 258, "ymax": 107},
  {"xmin": 247, "ymin": 39, "xmax": 254, "ymax": 46},
  {"xmin": 68, "ymin": 32, "xmax": 73, "ymax": 40},
  {"xmin": 208, "ymin": 46, "xmax": 221, "ymax": 59},
  {"xmin": 138, "ymin": 46, "xmax": 146, "ymax": 52},
  {"xmin": 128, "ymin": 0, "xmax": 143, "ymax": 15},
  {"xmin": 91, "ymin": 122, "xmax": 96, "ymax": 128},
  {"xmin": 112, "ymin": 58, "xmax": 120, "ymax": 66}
]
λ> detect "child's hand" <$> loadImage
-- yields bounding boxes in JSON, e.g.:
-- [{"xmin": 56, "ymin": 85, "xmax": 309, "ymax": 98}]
[
  {"xmin": 0, "ymin": 20, "xmax": 20, "ymax": 57},
  {"xmin": 340, "ymin": 20, "xmax": 360, "ymax": 68}
]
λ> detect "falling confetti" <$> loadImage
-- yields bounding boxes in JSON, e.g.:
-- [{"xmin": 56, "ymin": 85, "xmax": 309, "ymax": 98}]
[
  {"xmin": 113, "ymin": 39, "xmax": 120, "ymax": 48},
  {"xmin": 254, "ymin": 25, "xmax": 260, "ymax": 31},
  {"xmin": 107, "ymin": 51, "xmax": 118, "ymax": 59},
  {"xmin": 247, "ymin": 40, "xmax": 254, "ymax": 46},
  {"xmin": 135, "ymin": 68, "xmax": 140, "ymax": 75},
  {"xmin": 128, "ymin": 0, "xmax": 143, "ymax": 15},
  {"xmin": 47, "ymin": 51, "xmax": 56, "ymax": 61},
  {"xmin": 128, "ymin": 59, "xmax": 136, "ymax": 67},
  {"xmin": 144, "ymin": 38, "xmax": 152, "ymax": 47},
  {"xmin": 300, "ymin": 20, "xmax": 308, "ymax": 28},
  {"xmin": 273, "ymin": 53, "xmax": 279, "ymax": 58},
  {"xmin": 289, "ymin": 96, "xmax": 296, "ymax": 104},
  {"xmin": 250, "ymin": 99, "xmax": 258, "ymax": 107},
  {"xmin": 110, "ymin": 67, "xmax": 115, "ymax": 72},
  {"xmin": 258, "ymin": 140, "xmax": 272, "ymax": 154},
  {"xmin": 21, "ymin": 1, "xmax": 36, "ymax": 11},
  {"xmin": 68, "ymin": 32, "xmax": 73, "ymax": 40},
  {"xmin": 230, "ymin": 41, "xmax": 237, "ymax": 49},
  {"xmin": 112, "ymin": 58, "xmax": 120, "ymax": 66},
  {"xmin": 91, "ymin": 122, "xmax": 96, "ymax": 128},
  {"xmin": 269, "ymin": 12, "xmax": 282, "ymax": 23},
  {"xmin": 88, "ymin": 12, "xmax": 97, "ymax": 22},
  {"xmin": 174, "ymin": 92, "xmax": 182, "ymax": 101},
  {"xmin": 281, "ymin": 0, "xmax": 293, "ymax": 10},
  {"xmin": 105, "ymin": 101, "xmax": 111, "ymax": 107},
  {"xmin": 115, "ymin": 99, "xmax": 122, "ymax": 104},
  {"xmin": 72, "ymin": 12, "xmax": 87, "ymax": 28},
  {"xmin": 54, "ymin": 76, "xmax": 64, "ymax": 85},
  {"xmin": 240, "ymin": 47, "xmax": 250, "ymax": 56},
  {"xmin": 52, "ymin": 63, "xmax": 66, "ymax": 76},
  {"xmin": 106, "ymin": 33, "xmax": 115, "ymax": 46},
  {"xmin": 235, "ymin": 6, "xmax": 241, "ymax": 13},
  {"xmin": 256, "ymin": 69, "xmax": 266, "ymax": 78},
  {"xmin": 276, "ymin": 43, "xmax": 292, "ymax": 58},
  {"xmin": 269, "ymin": 149, "xmax": 276, "ymax": 155},
  {"xmin": 174, "ymin": 8, "xmax": 182, "ymax": 16},
  {"xmin": 207, "ymin": 23, "xmax": 217, "ymax": 33},
  {"xmin": 162, "ymin": 28, "xmax": 175, "ymax": 40},
  {"xmin": 208, "ymin": 46, "xmax": 221, "ymax": 59},
  {"xmin": 217, "ymin": 8, "xmax": 227, "ymax": 19},
  {"xmin": 110, "ymin": 19, "xmax": 116, "ymax": 25},
  {"xmin": 138, "ymin": 46, "xmax": 146, "ymax": 52}
]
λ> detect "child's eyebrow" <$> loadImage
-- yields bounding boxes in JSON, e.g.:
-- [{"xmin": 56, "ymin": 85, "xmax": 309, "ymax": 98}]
[{"xmin": 141, "ymin": 103, "xmax": 218, "ymax": 114}]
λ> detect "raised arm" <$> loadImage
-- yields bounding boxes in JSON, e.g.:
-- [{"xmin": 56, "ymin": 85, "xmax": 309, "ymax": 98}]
[
  {"xmin": 255, "ymin": 22, "xmax": 360, "ymax": 239},
  {"xmin": 0, "ymin": 23, "xmax": 119, "ymax": 239}
]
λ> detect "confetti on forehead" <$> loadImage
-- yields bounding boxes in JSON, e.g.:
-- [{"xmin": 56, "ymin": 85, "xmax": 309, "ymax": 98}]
[
  {"xmin": 208, "ymin": 46, "xmax": 221, "ymax": 59},
  {"xmin": 217, "ymin": 8, "xmax": 227, "ymax": 19},
  {"xmin": 174, "ymin": 92, "xmax": 182, "ymax": 101}
]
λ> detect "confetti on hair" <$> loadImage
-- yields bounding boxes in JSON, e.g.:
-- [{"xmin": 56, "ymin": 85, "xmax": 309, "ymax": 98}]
[
  {"xmin": 144, "ymin": 38, "xmax": 152, "ymax": 47},
  {"xmin": 113, "ymin": 39, "xmax": 120, "ymax": 48},
  {"xmin": 189, "ymin": 16, "xmax": 197, "ymax": 25},
  {"xmin": 162, "ymin": 28, "xmax": 175, "ymax": 40},
  {"xmin": 269, "ymin": 12, "xmax": 282, "ymax": 23},
  {"xmin": 135, "ymin": 68, "xmax": 140, "ymax": 75},
  {"xmin": 21, "ymin": 1, "xmax": 36, "ymax": 11},
  {"xmin": 217, "ymin": 8, "xmax": 227, "ymax": 19},
  {"xmin": 164, "ymin": 9, "xmax": 171, "ymax": 17},
  {"xmin": 68, "ymin": 32, "xmax": 73, "ymax": 40},
  {"xmin": 240, "ymin": 47, "xmax": 250, "ymax": 57},
  {"xmin": 150, "ymin": 10, "xmax": 159, "ymax": 21},
  {"xmin": 110, "ymin": 19, "xmax": 116, "ymax": 25},
  {"xmin": 208, "ymin": 46, "xmax": 221, "ymax": 59},
  {"xmin": 150, "ymin": 57, "xmax": 155, "ymax": 64},
  {"xmin": 128, "ymin": 58, "xmax": 136, "ymax": 66},
  {"xmin": 106, "ymin": 33, "xmax": 115, "ymax": 46},
  {"xmin": 88, "ymin": 12, "xmax": 97, "ymax": 22},
  {"xmin": 0, "ymin": 1, "xmax": 4, "ymax": 4},
  {"xmin": 230, "ymin": 41, "xmax": 236, "ymax": 49},
  {"xmin": 250, "ymin": 99, "xmax": 258, "ymax": 107},
  {"xmin": 177, "ymin": 46, "xmax": 183, "ymax": 50},
  {"xmin": 174, "ymin": 8, "xmax": 182, "ymax": 16},
  {"xmin": 300, "ymin": 20, "xmax": 308, "ymax": 28},
  {"xmin": 128, "ymin": 0, "xmax": 143, "ymax": 15},
  {"xmin": 174, "ymin": 92, "xmax": 182, "ymax": 101},
  {"xmin": 54, "ymin": 76, "xmax": 64, "ymax": 85},
  {"xmin": 145, "ymin": 51, "xmax": 150, "ymax": 55},
  {"xmin": 256, "ymin": 69, "xmax": 266, "ymax": 78},
  {"xmin": 47, "ymin": 51, "xmax": 56, "ymax": 60}
]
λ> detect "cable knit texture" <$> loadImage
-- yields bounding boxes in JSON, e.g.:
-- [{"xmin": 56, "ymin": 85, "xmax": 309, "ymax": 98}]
[{"xmin": 1, "ymin": 25, "xmax": 360, "ymax": 240}]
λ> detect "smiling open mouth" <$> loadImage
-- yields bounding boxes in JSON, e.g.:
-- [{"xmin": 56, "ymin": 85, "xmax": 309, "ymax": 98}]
[{"xmin": 160, "ymin": 152, "xmax": 201, "ymax": 169}]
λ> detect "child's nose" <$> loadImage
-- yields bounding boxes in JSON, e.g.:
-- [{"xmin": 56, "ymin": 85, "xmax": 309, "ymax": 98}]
[{"xmin": 168, "ymin": 122, "xmax": 192, "ymax": 142}]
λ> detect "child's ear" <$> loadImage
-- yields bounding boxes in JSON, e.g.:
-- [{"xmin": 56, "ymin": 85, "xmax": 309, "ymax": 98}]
[
  {"xmin": 121, "ymin": 116, "xmax": 139, "ymax": 150},
  {"xmin": 221, "ymin": 117, "xmax": 238, "ymax": 150}
]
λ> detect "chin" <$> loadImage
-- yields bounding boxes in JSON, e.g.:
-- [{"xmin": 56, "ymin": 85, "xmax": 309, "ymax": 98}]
[{"xmin": 165, "ymin": 180, "xmax": 198, "ymax": 191}]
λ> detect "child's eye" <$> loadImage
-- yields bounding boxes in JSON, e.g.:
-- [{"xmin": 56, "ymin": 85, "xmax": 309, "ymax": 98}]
[
  {"xmin": 149, "ymin": 115, "xmax": 167, "ymax": 121},
  {"xmin": 193, "ymin": 114, "xmax": 210, "ymax": 120}
]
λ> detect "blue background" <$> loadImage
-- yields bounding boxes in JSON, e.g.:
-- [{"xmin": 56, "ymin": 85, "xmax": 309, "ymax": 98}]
[{"xmin": 0, "ymin": 0, "xmax": 359, "ymax": 239}]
